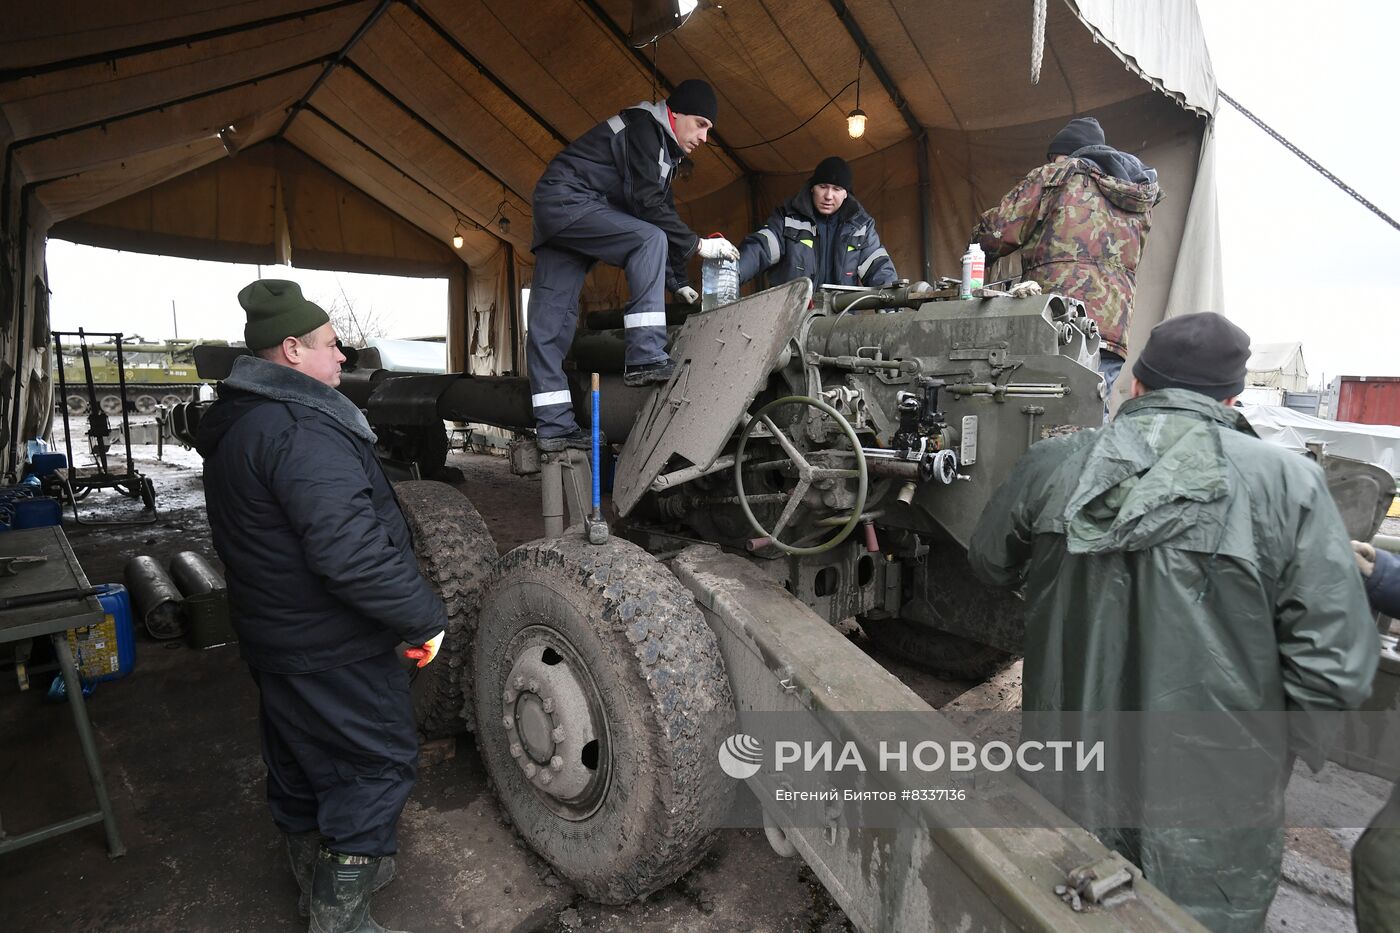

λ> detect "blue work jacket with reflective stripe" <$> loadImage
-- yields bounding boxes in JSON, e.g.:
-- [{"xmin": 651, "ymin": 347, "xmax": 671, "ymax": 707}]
[
  {"xmin": 530, "ymin": 100, "xmax": 698, "ymax": 291},
  {"xmin": 738, "ymin": 191, "xmax": 896, "ymax": 289}
]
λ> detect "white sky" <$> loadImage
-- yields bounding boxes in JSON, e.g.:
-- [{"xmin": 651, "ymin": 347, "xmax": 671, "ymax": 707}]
[
  {"xmin": 44, "ymin": 0, "xmax": 1400, "ymax": 384},
  {"xmin": 45, "ymin": 247, "xmax": 449, "ymax": 344},
  {"xmin": 1195, "ymin": 0, "xmax": 1399, "ymax": 383}
]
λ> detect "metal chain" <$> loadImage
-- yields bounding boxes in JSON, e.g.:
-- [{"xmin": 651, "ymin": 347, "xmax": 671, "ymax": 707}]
[
  {"xmin": 1031, "ymin": 0, "xmax": 1046, "ymax": 85},
  {"xmin": 1219, "ymin": 89, "xmax": 1399, "ymax": 232}
]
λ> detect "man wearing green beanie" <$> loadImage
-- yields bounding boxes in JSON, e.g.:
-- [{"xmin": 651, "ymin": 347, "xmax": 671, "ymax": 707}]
[{"xmin": 197, "ymin": 279, "xmax": 447, "ymax": 933}]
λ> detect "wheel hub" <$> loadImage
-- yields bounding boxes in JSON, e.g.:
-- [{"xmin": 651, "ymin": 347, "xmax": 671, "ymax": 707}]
[
  {"xmin": 513, "ymin": 693, "xmax": 554, "ymax": 763},
  {"xmin": 500, "ymin": 635, "xmax": 606, "ymax": 812}
]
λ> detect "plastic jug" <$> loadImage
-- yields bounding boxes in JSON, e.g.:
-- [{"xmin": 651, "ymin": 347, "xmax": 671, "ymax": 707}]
[{"xmin": 701, "ymin": 256, "xmax": 739, "ymax": 311}]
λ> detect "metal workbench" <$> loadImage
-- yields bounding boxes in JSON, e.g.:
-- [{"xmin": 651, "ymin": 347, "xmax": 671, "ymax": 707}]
[{"xmin": 0, "ymin": 525, "xmax": 125, "ymax": 858}]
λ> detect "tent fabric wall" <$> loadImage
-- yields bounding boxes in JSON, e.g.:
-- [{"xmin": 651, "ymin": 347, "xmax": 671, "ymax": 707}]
[
  {"xmin": 463, "ymin": 244, "xmax": 514, "ymax": 376},
  {"xmin": 1067, "ymin": 0, "xmax": 1217, "ymax": 114},
  {"xmin": 49, "ymin": 141, "xmax": 463, "ymax": 279}
]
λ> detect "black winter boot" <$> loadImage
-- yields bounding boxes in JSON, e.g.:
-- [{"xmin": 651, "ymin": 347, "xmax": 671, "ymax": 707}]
[
  {"xmin": 309, "ymin": 848, "xmax": 410, "ymax": 933},
  {"xmin": 289, "ymin": 833, "xmax": 395, "ymax": 918}
]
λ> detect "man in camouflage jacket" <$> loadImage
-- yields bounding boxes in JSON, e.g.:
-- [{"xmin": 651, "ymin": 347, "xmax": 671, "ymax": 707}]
[{"xmin": 971, "ymin": 117, "xmax": 1161, "ymax": 400}]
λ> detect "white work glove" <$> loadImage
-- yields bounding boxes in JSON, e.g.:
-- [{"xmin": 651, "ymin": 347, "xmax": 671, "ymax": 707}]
[
  {"xmin": 403, "ymin": 629, "xmax": 445, "ymax": 668},
  {"xmin": 1352, "ymin": 541, "xmax": 1376, "ymax": 577},
  {"xmin": 675, "ymin": 285, "xmax": 699, "ymax": 305},
  {"xmin": 696, "ymin": 236, "xmax": 740, "ymax": 262}
]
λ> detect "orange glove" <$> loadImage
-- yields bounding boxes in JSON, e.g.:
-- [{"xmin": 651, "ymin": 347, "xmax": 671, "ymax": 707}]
[{"xmin": 403, "ymin": 629, "xmax": 445, "ymax": 668}]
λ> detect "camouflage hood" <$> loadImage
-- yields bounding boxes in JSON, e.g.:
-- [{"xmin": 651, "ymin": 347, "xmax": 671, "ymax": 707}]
[
  {"xmin": 1061, "ymin": 389, "xmax": 1254, "ymax": 553},
  {"xmin": 1060, "ymin": 154, "xmax": 1160, "ymax": 214}
]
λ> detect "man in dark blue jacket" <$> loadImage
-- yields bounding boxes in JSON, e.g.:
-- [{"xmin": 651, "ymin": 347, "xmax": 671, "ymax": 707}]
[
  {"xmin": 197, "ymin": 279, "xmax": 447, "ymax": 933},
  {"xmin": 1350, "ymin": 539, "xmax": 1399, "ymax": 931},
  {"xmin": 738, "ymin": 156, "xmax": 897, "ymax": 291},
  {"xmin": 527, "ymin": 79, "xmax": 740, "ymax": 451}
]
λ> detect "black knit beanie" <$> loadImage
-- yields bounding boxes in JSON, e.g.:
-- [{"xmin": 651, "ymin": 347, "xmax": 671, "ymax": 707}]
[
  {"xmin": 667, "ymin": 79, "xmax": 718, "ymax": 123},
  {"xmin": 1131, "ymin": 312, "xmax": 1252, "ymax": 400},
  {"xmin": 808, "ymin": 156, "xmax": 854, "ymax": 193},
  {"xmin": 1047, "ymin": 117, "xmax": 1106, "ymax": 159}
]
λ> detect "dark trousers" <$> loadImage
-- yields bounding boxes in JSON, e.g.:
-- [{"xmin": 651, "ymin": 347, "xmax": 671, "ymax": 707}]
[
  {"xmin": 1354, "ymin": 779, "xmax": 1400, "ymax": 932},
  {"xmin": 250, "ymin": 651, "xmax": 418, "ymax": 857},
  {"xmin": 527, "ymin": 206, "xmax": 670, "ymax": 437}
]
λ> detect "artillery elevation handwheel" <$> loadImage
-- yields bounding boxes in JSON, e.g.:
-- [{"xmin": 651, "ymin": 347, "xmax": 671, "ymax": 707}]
[
  {"xmin": 735, "ymin": 395, "xmax": 868, "ymax": 555},
  {"xmin": 472, "ymin": 533, "xmax": 735, "ymax": 903},
  {"xmin": 395, "ymin": 480, "xmax": 499, "ymax": 738}
]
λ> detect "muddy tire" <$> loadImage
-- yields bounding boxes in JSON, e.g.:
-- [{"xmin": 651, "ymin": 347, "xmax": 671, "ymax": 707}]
[
  {"xmin": 865, "ymin": 619, "xmax": 1012, "ymax": 680},
  {"xmin": 395, "ymin": 480, "xmax": 499, "ymax": 737},
  {"xmin": 473, "ymin": 532, "xmax": 735, "ymax": 904}
]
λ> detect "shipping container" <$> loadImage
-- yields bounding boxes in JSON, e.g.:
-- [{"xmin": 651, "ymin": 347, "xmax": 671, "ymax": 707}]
[{"xmin": 1329, "ymin": 376, "xmax": 1400, "ymax": 426}]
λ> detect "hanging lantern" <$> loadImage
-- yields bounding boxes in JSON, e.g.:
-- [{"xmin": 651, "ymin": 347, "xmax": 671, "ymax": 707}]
[{"xmin": 846, "ymin": 108, "xmax": 867, "ymax": 139}]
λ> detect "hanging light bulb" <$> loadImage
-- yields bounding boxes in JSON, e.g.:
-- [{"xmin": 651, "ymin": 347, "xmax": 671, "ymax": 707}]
[
  {"xmin": 846, "ymin": 52, "xmax": 867, "ymax": 139},
  {"xmin": 452, "ymin": 232, "xmax": 464, "ymax": 249},
  {"xmin": 846, "ymin": 108, "xmax": 867, "ymax": 139},
  {"xmin": 451, "ymin": 213, "xmax": 466, "ymax": 249}
]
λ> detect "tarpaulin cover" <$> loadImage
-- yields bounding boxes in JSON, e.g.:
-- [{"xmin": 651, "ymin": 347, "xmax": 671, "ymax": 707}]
[{"xmin": 1243, "ymin": 404, "xmax": 1400, "ymax": 481}]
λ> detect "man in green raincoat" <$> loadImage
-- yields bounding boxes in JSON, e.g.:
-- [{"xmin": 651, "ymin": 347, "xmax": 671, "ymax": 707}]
[{"xmin": 969, "ymin": 312, "xmax": 1379, "ymax": 931}]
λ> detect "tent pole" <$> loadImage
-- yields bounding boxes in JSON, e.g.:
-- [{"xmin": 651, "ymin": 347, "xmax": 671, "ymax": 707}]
[
  {"xmin": 505, "ymin": 244, "xmax": 520, "ymax": 376},
  {"xmin": 277, "ymin": 0, "xmax": 395, "ymax": 138},
  {"xmin": 916, "ymin": 133, "xmax": 934, "ymax": 281}
]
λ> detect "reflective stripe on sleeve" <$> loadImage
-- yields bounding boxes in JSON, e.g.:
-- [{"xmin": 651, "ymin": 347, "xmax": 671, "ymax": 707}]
[
  {"xmin": 607, "ymin": 114, "xmax": 626, "ymax": 134},
  {"xmin": 624, "ymin": 311, "xmax": 668, "ymax": 329},
  {"xmin": 531, "ymin": 390, "xmax": 573, "ymax": 409},
  {"xmin": 757, "ymin": 229, "xmax": 780, "ymax": 264},
  {"xmin": 858, "ymin": 247, "xmax": 890, "ymax": 278}
]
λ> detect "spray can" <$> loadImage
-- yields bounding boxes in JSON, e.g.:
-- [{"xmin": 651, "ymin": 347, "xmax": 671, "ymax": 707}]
[{"xmin": 960, "ymin": 242, "xmax": 985, "ymax": 299}]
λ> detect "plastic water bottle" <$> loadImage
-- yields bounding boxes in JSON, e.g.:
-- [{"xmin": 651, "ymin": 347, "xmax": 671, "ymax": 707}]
[
  {"xmin": 701, "ymin": 256, "xmax": 739, "ymax": 311},
  {"xmin": 960, "ymin": 242, "xmax": 985, "ymax": 299}
]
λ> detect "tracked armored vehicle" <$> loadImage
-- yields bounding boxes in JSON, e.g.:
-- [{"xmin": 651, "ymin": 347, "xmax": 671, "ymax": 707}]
[{"xmin": 55, "ymin": 337, "xmax": 227, "ymax": 416}]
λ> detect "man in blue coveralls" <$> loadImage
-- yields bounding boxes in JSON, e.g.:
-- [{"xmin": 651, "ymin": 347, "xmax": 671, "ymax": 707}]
[{"xmin": 526, "ymin": 78, "xmax": 740, "ymax": 451}]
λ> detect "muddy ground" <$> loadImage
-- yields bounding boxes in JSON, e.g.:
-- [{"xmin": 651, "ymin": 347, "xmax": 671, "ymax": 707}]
[{"xmin": 0, "ymin": 425, "xmax": 1391, "ymax": 931}]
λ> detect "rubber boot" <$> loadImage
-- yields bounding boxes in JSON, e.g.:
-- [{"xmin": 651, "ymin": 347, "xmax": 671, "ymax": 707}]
[
  {"xmin": 309, "ymin": 848, "xmax": 410, "ymax": 933},
  {"xmin": 285, "ymin": 830, "xmax": 320, "ymax": 918},
  {"xmin": 288, "ymin": 833, "xmax": 395, "ymax": 918}
]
